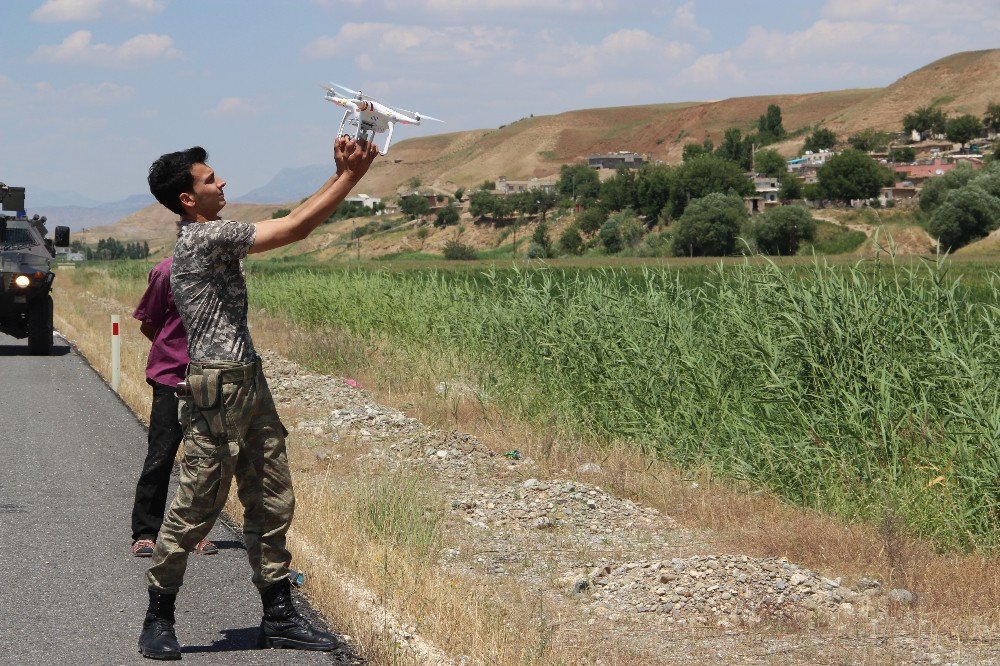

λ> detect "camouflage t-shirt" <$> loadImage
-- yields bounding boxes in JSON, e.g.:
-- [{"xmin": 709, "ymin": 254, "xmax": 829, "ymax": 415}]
[{"xmin": 170, "ymin": 219, "xmax": 257, "ymax": 362}]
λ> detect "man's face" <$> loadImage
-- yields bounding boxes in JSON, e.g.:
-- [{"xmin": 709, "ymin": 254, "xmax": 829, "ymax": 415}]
[{"xmin": 181, "ymin": 162, "xmax": 226, "ymax": 218}]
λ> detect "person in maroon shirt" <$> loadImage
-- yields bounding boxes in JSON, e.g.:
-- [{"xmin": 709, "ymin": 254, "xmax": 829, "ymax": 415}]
[{"xmin": 130, "ymin": 256, "xmax": 217, "ymax": 557}]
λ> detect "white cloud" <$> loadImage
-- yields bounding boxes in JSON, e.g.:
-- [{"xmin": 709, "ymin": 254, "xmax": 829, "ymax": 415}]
[
  {"xmin": 669, "ymin": 2, "xmax": 710, "ymax": 42},
  {"xmin": 422, "ymin": 0, "xmax": 606, "ymax": 9},
  {"xmin": 33, "ymin": 80, "xmax": 136, "ymax": 105},
  {"xmin": 0, "ymin": 76, "xmax": 134, "ymax": 109},
  {"xmin": 34, "ymin": 30, "xmax": 181, "ymax": 67},
  {"xmin": 205, "ymin": 97, "xmax": 260, "ymax": 118},
  {"xmin": 31, "ymin": 0, "xmax": 165, "ymax": 22},
  {"xmin": 303, "ymin": 22, "xmax": 515, "ymax": 62}
]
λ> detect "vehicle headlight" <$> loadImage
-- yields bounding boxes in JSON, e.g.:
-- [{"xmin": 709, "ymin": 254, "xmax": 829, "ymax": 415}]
[{"xmin": 14, "ymin": 275, "xmax": 30, "ymax": 288}]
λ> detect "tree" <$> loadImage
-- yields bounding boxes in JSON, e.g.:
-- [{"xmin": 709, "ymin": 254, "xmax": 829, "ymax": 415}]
[
  {"xmin": 946, "ymin": 114, "xmax": 985, "ymax": 152},
  {"xmin": 984, "ymin": 102, "xmax": 1000, "ymax": 135},
  {"xmin": 671, "ymin": 193, "xmax": 747, "ymax": 257},
  {"xmin": 634, "ymin": 163, "xmax": 675, "ymax": 220},
  {"xmin": 682, "ymin": 139, "xmax": 714, "ymax": 162},
  {"xmin": 716, "ymin": 127, "xmax": 753, "ymax": 170},
  {"xmin": 530, "ymin": 189, "xmax": 558, "ymax": 221},
  {"xmin": 400, "ymin": 194, "xmax": 430, "ymax": 217},
  {"xmin": 889, "ymin": 146, "xmax": 916, "ymax": 163},
  {"xmin": 779, "ymin": 173, "xmax": 803, "ymax": 202},
  {"xmin": 802, "ymin": 128, "xmax": 837, "ymax": 153},
  {"xmin": 600, "ymin": 166, "xmax": 638, "ymax": 211},
  {"xmin": 754, "ymin": 149, "xmax": 787, "ymax": 177},
  {"xmin": 435, "ymin": 205, "xmax": 460, "ymax": 227},
  {"xmin": 756, "ymin": 104, "xmax": 785, "ymax": 143},
  {"xmin": 817, "ymin": 149, "xmax": 885, "ymax": 203},
  {"xmin": 903, "ymin": 106, "xmax": 948, "ymax": 139},
  {"xmin": 529, "ymin": 221, "xmax": 553, "ymax": 258},
  {"xmin": 415, "ymin": 226, "xmax": 430, "ymax": 250},
  {"xmin": 928, "ymin": 187, "xmax": 1000, "ymax": 250},
  {"xmin": 469, "ymin": 190, "xmax": 496, "ymax": 219},
  {"xmin": 670, "ymin": 155, "xmax": 754, "ymax": 218},
  {"xmin": 558, "ymin": 225, "xmax": 584, "ymax": 255},
  {"xmin": 577, "ymin": 207, "xmax": 607, "ymax": 234},
  {"xmin": 919, "ymin": 162, "xmax": 979, "ymax": 213},
  {"xmin": 847, "ymin": 128, "xmax": 891, "ymax": 152},
  {"xmin": 752, "ymin": 206, "xmax": 817, "ymax": 255},
  {"xmin": 454, "ymin": 187, "xmax": 465, "ymax": 201},
  {"xmin": 556, "ymin": 164, "xmax": 600, "ymax": 202}
]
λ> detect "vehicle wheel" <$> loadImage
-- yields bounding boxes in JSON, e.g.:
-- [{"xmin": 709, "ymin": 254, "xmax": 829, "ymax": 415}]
[{"xmin": 27, "ymin": 294, "xmax": 53, "ymax": 356}]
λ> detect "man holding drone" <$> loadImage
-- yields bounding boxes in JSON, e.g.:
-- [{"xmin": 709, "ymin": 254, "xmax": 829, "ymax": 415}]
[{"xmin": 138, "ymin": 135, "xmax": 378, "ymax": 659}]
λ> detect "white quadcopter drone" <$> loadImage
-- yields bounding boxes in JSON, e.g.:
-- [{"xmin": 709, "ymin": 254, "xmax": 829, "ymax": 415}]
[{"xmin": 322, "ymin": 82, "xmax": 443, "ymax": 155}]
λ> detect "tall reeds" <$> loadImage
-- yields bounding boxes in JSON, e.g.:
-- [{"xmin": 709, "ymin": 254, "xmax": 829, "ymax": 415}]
[{"xmin": 249, "ymin": 258, "xmax": 1000, "ymax": 551}]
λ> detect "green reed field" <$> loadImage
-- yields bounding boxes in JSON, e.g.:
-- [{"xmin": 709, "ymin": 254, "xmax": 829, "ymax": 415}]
[{"xmin": 100, "ymin": 256, "xmax": 1000, "ymax": 551}]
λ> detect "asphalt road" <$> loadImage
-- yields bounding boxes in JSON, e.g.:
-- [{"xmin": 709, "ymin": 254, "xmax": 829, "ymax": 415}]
[{"xmin": 0, "ymin": 332, "xmax": 359, "ymax": 665}]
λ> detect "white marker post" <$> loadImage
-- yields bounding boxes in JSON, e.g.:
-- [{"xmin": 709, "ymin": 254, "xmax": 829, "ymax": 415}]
[{"xmin": 111, "ymin": 315, "xmax": 121, "ymax": 392}]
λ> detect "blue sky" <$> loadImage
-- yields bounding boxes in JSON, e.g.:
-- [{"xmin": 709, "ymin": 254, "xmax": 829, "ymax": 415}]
[{"xmin": 1, "ymin": 0, "xmax": 997, "ymax": 204}]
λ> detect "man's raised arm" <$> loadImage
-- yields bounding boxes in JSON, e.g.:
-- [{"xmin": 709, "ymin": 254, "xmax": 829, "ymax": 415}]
[{"xmin": 250, "ymin": 138, "xmax": 378, "ymax": 254}]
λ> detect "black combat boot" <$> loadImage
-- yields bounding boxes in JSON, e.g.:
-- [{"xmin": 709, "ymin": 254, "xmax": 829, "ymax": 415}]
[
  {"xmin": 138, "ymin": 587, "xmax": 181, "ymax": 660},
  {"xmin": 258, "ymin": 578, "xmax": 338, "ymax": 651}
]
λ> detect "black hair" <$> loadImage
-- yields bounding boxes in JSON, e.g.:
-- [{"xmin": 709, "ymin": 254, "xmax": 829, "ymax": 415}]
[{"xmin": 147, "ymin": 146, "xmax": 208, "ymax": 216}]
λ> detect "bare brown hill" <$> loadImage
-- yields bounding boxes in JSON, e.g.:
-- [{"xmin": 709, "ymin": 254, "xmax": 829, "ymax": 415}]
[
  {"xmin": 86, "ymin": 49, "xmax": 999, "ymax": 251},
  {"xmin": 75, "ymin": 202, "xmax": 280, "ymax": 253}
]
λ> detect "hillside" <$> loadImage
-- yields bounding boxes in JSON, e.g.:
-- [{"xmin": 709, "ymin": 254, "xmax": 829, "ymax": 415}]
[
  {"xmin": 82, "ymin": 49, "xmax": 1000, "ymax": 254},
  {"xmin": 74, "ymin": 202, "xmax": 280, "ymax": 254}
]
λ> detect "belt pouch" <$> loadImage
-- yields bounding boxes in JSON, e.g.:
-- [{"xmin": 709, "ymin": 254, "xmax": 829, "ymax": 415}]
[{"xmin": 189, "ymin": 368, "xmax": 222, "ymax": 410}]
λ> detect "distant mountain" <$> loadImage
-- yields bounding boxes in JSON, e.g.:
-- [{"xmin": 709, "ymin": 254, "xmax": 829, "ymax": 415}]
[
  {"xmin": 27, "ymin": 188, "xmax": 102, "ymax": 208},
  {"xmin": 234, "ymin": 164, "xmax": 331, "ymax": 204},
  {"xmin": 33, "ymin": 194, "xmax": 154, "ymax": 232}
]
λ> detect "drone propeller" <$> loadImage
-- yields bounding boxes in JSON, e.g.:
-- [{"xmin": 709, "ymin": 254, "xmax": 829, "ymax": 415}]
[
  {"xmin": 328, "ymin": 81, "xmax": 362, "ymax": 97},
  {"xmin": 417, "ymin": 113, "xmax": 444, "ymax": 123}
]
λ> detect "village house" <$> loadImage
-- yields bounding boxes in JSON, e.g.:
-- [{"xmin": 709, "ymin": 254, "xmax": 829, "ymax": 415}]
[
  {"xmin": 495, "ymin": 176, "xmax": 557, "ymax": 195},
  {"xmin": 344, "ymin": 193, "xmax": 381, "ymax": 209},
  {"xmin": 892, "ymin": 157, "xmax": 982, "ymax": 187},
  {"xmin": 744, "ymin": 174, "xmax": 781, "ymax": 215},
  {"xmin": 587, "ymin": 151, "xmax": 647, "ymax": 170},
  {"xmin": 878, "ymin": 185, "xmax": 919, "ymax": 207}
]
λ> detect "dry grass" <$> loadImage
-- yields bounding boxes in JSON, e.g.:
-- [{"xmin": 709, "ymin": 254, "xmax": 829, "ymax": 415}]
[{"xmin": 56, "ymin": 265, "xmax": 1000, "ymax": 664}]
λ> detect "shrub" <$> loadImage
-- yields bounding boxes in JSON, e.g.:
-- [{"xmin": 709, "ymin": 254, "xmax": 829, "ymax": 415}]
[
  {"xmin": 672, "ymin": 193, "xmax": 748, "ymax": 257},
  {"xmin": 928, "ymin": 187, "xmax": 1000, "ymax": 250},
  {"xmin": 599, "ymin": 217, "xmax": 623, "ymax": 254},
  {"xmin": 558, "ymin": 225, "xmax": 584, "ymax": 255},
  {"xmin": 525, "ymin": 242, "xmax": 547, "ymax": 259},
  {"xmin": 442, "ymin": 240, "xmax": 478, "ymax": 260},
  {"xmin": 271, "ymin": 208, "xmax": 291, "ymax": 219}
]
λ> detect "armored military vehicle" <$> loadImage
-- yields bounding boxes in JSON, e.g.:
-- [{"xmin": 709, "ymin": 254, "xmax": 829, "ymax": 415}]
[{"xmin": 0, "ymin": 183, "xmax": 70, "ymax": 355}]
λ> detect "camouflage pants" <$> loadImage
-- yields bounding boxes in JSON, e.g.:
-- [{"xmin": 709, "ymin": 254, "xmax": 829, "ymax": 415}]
[{"xmin": 147, "ymin": 360, "xmax": 295, "ymax": 594}]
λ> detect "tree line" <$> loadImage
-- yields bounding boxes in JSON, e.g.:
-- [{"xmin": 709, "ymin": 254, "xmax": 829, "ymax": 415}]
[{"xmin": 83, "ymin": 237, "xmax": 150, "ymax": 260}]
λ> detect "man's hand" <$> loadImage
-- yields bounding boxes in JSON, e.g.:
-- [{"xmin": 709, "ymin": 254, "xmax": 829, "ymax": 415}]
[
  {"xmin": 250, "ymin": 138, "xmax": 379, "ymax": 254},
  {"xmin": 341, "ymin": 139, "xmax": 379, "ymax": 184},
  {"xmin": 334, "ymin": 135, "xmax": 349, "ymax": 176}
]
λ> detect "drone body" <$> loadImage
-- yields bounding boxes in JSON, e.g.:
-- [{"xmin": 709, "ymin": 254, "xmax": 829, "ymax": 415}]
[{"xmin": 322, "ymin": 83, "xmax": 443, "ymax": 155}]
